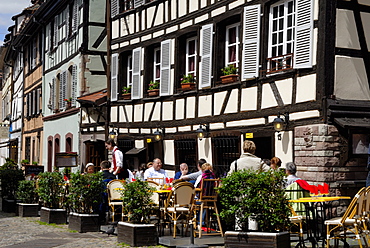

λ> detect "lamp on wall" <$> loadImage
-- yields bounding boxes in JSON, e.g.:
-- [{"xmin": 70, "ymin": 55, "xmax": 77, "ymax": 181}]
[
  {"xmin": 196, "ymin": 124, "xmax": 209, "ymax": 141},
  {"xmin": 272, "ymin": 112, "xmax": 289, "ymax": 140},
  {"xmin": 109, "ymin": 129, "xmax": 117, "ymax": 140},
  {"xmin": 153, "ymin": 128, "xmax": 165, "ymax": 141}
]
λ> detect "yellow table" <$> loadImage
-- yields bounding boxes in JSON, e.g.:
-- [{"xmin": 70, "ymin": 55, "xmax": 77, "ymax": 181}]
[{"xmin": 289, "ymin": 196, "xmax": 351, "ymax": 203}]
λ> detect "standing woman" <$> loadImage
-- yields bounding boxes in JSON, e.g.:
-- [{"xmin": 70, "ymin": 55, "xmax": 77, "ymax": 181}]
[
  {"xmin": 270, "ymin": 157, "xmax": 282, "ymax": 170},
  {"xmin": 105, "ymin": 138, "xmax": 129, "ymax": 180}
]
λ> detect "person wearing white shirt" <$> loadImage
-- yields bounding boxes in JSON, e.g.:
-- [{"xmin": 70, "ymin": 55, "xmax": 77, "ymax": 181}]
[
  {"xmin": 144, "ymin": 158, "xmax": 168, "ymax": 184},
  {"xmin": 105, "ymin": 138, "xmax": 128, "ymax": 179}
]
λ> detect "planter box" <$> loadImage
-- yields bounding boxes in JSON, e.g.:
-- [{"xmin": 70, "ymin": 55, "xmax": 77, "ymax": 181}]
[
  {"xmin": 18, "ymin": 203, "xmax": 39, "ymax": 217},
  {"xmin": 122, "ymin": 93, "xmax": 131, "ymax": 100},
  {"xmin": 2, "ymin": 199, "xmax": 17, "ymax": 213},
  {"xmin": 117, "ymin": 221, "xmax": 157, "ymax": 247},
  {"xmin": 181, "ymin": 83, "xmax": 196, "ymax": 91},
  {"xmin": 40, "ymin": 207, "xmax": 67, "ymax": 224},
  {"xmin": 68, "ymin": 212, "xmax": 100, "ymax": 233},
  {"xmin": 224, "ymin": 231, "xmax": 290, "ymax": 248},
  {"xmin": 148, "ymin": 89, "xmax": 159, "ymax": 97},
  {"xmin": 220, "ymin": 74, "xmax": 239, "ymax": 84}
]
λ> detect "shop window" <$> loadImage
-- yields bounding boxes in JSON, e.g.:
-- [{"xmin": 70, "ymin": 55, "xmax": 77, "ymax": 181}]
[
  {"xmin": 174, "ymin": 139, "xmax": 197, "ymax": 173},
  {"xmin": 211, "ymin": 135, "xmax": 240, "ymax": 177}
]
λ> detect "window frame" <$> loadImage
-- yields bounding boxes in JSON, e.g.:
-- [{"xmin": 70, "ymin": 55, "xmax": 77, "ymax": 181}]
[
  {"xmin": 185, "ymin": 37, "xmax": 197, "ymax": 77},
  {"xmin": 225, "ymin": 23, "xmax": 240, "ymax": 68},
  {"xmin": 153, "ymin": 47, "xmax": 161, "ymax": 83}
]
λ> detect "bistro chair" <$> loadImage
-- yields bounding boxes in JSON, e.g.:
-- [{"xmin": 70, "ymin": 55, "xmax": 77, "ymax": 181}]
[
  {"xmin": 148, "ymin": 177, "xmax": 165, "ymax": 186},
  {"xmin": 325, "ymin": 187, "xmax": 366, "ymax": 248},
  {"xmin": 106, "ymin": 179, "xmax": 125, "ymax": 222},
  {"xmin": 285, "ymin": 181, "xmax": 310, "ymax": 216},
  {"xmin": 193, "ymin": 178, "xmax": 223, "ymax": 238},
  {"xmin": 289, "ymin": 205, "xmax": 306, "ymax": 247},
  {"xmin": 162, "ymin": 181, "xmax": 195, "ymax": 238}
]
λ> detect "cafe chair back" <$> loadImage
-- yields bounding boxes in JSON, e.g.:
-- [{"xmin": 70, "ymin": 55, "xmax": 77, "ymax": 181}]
[
  {"xmin": 289, "ymin": 205, "xmax": 305, "ymax": 245},
  {"xmin": 147, "ymin": 180, "xmax": 161, "ymax": 206},
  {"xmin": 285, "ymin": 181, "xmax": 310, "ymax": 216},
  {"xmin": 147, "ymin": 177, "xmax": 165, "ymax": 186},
  {"xmin": 325, "ymin": 187, "xmax": 366, "ymax": 248},
  {"xmin": 193, "ymin": 178, "xmax": 223, "ymax": 238},
  {"xmin": 162, "ymin": 181, "xmax": 195, "ymax": 238},
  {"xmin": 106, "ymin": 179, "xmax": 125, "ymax": 222}
]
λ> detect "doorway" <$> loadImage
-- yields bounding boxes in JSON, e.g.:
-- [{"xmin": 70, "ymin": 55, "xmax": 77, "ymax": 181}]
[{"xmin": 85, "ymin": 140, "xmax": 105, "ymax": 172}]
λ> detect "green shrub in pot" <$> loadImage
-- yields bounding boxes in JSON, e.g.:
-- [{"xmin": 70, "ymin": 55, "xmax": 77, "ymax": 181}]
[
  {"xmin": 16, "ymin": 180, "xmax": 38, "ymax": 204},
  {"xmin": 37, "ymin": 171, "xmax": 65, "ymax": 209},
  {"xmin": 0, "ymin": 158, "xmax": 25, "ymax": 200}
]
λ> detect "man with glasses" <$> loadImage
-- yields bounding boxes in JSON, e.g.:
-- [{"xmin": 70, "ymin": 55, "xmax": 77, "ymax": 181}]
[{"xmin": 144, "ymin": 158, "xmax": 168, "ymax": 184}]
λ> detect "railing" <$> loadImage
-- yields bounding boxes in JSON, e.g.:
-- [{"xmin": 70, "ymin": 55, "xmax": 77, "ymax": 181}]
[
  {"xmin": 122, "ymin": 0, "xmax": 134, "ymax": 12},
  {"xmin": 266, "ymin": 53, "xmax": 294, "ymax": 74}
]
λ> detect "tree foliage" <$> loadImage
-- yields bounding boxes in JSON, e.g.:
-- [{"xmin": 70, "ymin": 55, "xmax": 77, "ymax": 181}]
[
  {"xmin": 17, "ymin": 180, "xmax": 38, "ymax": 203},
  {"xmin": 37, "ymin": 171, "xmax": 65, "ymax": 208},
  {"xmin": 0, "ymin": 158, "xmax": 25, "ymax": 199}
]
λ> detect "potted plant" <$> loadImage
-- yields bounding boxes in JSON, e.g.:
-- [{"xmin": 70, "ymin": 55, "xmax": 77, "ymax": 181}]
[
  {"xmin": 147, "ymin": 80, "xmax": 160, "ymax": 97},
  {"xmin": 37, "ymin": 171, "xmax": 67, "ymax": 224},
  {"xmin": 16, "ymin": 180, "xmax": 39, "ymax": 217},
  {"xmin": 0, "ymin": 158, "xmax": 25, "ymax": 212},
  {"xmin": 67, "ymin": 172, "xmax": 104, "ymax": 232},
  {"xmin": 64, "ymin": 97, "xmax": 72, "ymax": 109},
  {"xmin": 220, "ymin": 64, "xmax": 239, "ymax": 84},
  {"xmin": 218, "ymin": 169, "xmax": 291, "ymax": 248},
  {"xmin": 180, "ymin": 74, "xmax": 196, "ymax": 91},
  {"xmin": 122, "ymin": 86, "xmax": 132, "ymax": 100},
  {"xmin": 21, "ymin": 159, "xmax": 30, "ymax": 165},
  {"xmin": 117, "ymin": 179, "xmax": 157, "ymax": 246}
]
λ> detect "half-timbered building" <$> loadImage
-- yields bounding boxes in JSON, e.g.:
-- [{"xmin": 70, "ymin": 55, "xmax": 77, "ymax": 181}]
[{"xmin": 108, "ymin": 0, "xmax": 370, "ymax": 192}]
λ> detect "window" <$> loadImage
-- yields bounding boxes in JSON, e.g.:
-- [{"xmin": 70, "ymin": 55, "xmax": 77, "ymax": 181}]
[
  {"xmin": 211, "ymin": 135, "xmax": 240, "ymax": 177},
  {"xmin": 153, "ymin": 47, "xmax": 161, "ymax": 82},
  {"xmin": 127, "ymin": 55, "xmax": 133, "ymax": 87},
  {"xmin": 225, "ymin": 24, "xmax": 240, "ymax": 68},
  {"xmin": 25, "ymin": 137, "xmax": 31, "ymax": 162},
  {"xmin": 268, "ymin": 0, "xmax": 295, "ymax": 73},
  {"xmin": 174, "ymin": 139, "xmax": 197, "ymax": 172},
  {"xmin": 186, "ymin": 37, "xmax": 197, "ymax": 77}
]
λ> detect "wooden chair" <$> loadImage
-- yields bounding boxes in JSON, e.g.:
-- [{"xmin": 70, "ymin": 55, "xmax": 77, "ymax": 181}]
[
  {"xmin": 147, "ymin": 177, "xmax": 165, "ymax": 186},
  {"xmin": 193, "ymin": 178, "xmax": 223, "ymax": 238},
  {"xmin": 289, "ymin": 205, "xmax": 306, "ymax": 246},
  {"xmin": 325, "ymin": 187, "xmax": 366, "ymax": 248},
  {"xmin": 106, "ymin": 179, "xmax": 125, "ymax": 222},
  {"xmin": 162, "ymin": 181, "xmax": 195, "ymax": 238}
]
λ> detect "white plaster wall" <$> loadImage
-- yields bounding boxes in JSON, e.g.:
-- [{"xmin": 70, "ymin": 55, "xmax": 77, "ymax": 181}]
[
  {"xmin": 241, "ymin": 87, "xmax": 258, "ymax": 111},
  {"xmin": 162, "ymin": 102, "xmax": 174, "ymax": 121},
  {"xmin": 111, "ymin": 106, "xmax": 118, "ymax": 122},
  {"xmin": 359, "ymin": 0, "xmax": 370, "ymax": 6},
  {"xmin": 144, "ymin": 102, "xmax": 154, "ymax": 121},
  {"xmin": 154, "ymin": 3, "xmax": 164, "ymax": 26},
  {"xmin": 164, "ymin": 140, "xmax": 175, "ymax": 165},
  {"xmin": 186, "ymin": 97, "xmax": 196, "ymax": 119},
  {"xmin": 147, "ymin": 6, "xmax": 156, "ymax": 28},
  {"xmin": 229, "ymin": 0, "xmax": 244, "ymax": 10},
  {"xmin": 152, "ymin": 102, "xmax": 161, "ymax": 121},
  {"xmin": 119, "ymin": 106, "xmax": 126, "ymax": 122},
  {"xmin": 226, "ymin": 118, "xmax": 265, "ymax": 128},
  {"xmin": 336, "ymin": 9, "xmax": 361, "ymax": 49},
  {"xmin": 334, "ymin": 56, "xmax": 370, "ymax": 100},
  {"xmin": 112, "ymin": 20, "xmax": 119, "ymax": 39},
  {"xmin": 189, "ymin": 0, "xmax": 199, "ymax": 13},
  {"xmin": 312, "ymin": 28, "xmax": 318, "ymax": 66},
  {"xmin": 125, "ymin": 105, "xmax": 133, "ymax": 122},
  {"xmin": 361, "ymin": 12, "xmax": 370, "ymax": 51},
  {"xmin": 198, "ymin": 95, "xmax": 212, "ymax": 117},
  {"xmin": 211, "ymin": 6, "xmax": 226, "ymax": 17},
  {"xmin": 274, "ymin": 131, "xmax": 293, "ymax": 168},
  {"xmin": 275, "ymin": 79, "xmax": 293, "ymax": 105},
  {"xmin": 175, "ymin": 99, "xmax": 185, "ymax": 120},
  {"xmin": 171, "ymin": 0, "xmax": 177, "ymax": 20},
  {"xmin": 135, "ymin": 140, "xmax": 145, "ymax": 148},
  {"xmin": 178, "ymin": 1, "xmax": 187, "ymax": 17},
  {"xmin": 224, "ymin": 89, "xmax": 239, "ymax": 114},
  {"xmin": 296, "ymin": 74, "xmax": 316, "ymax": 103},
  {"xmin": 261, "ymin": 83, "xmax": 278, "ymax": 109},
  {"xmin": 214, "ymin": 91, "xmax": 227, "ymax": 116},
  {"xmin": 134, "ymin": 104, "xmax": 143, "ymax": 122},
  {"xmin": 198, "ymin": 138, "xmax": 213, "ymax": 164},
  {"xmin": 200, "ymin": 0, "xmax": 207, "ymax": 8}
]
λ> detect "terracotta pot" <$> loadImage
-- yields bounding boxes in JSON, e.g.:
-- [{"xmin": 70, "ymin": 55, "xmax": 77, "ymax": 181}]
[
  {"xmin": 148, "ymin": 89, "xmax": 159, "ymax": 97},
  {"xmin": 122, "ymin": 93, "xmax": 131, "ymax": 100},
  {"xmin": 181, "ymin": 83, "xmax": 196, "ymax": 91},
  {"xmin": 220, "ymin": 74, "xmax": 239, "ymax": 84}
]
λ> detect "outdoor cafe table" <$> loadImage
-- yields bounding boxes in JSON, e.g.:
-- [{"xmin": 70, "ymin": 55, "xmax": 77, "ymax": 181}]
[
  {"xmin": 289, "ymin": 196, "xmax": 351, "ymax": 248},
  {"xmin": 154, "ymin": 189, "xmax": 172, "ymax": 236}
]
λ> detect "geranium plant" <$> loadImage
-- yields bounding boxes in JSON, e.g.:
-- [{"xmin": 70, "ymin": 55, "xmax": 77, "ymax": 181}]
[
  {"xmin": 122, "ymin": 86, "xmax": 131, "ymax": 94},
  {"xmin": 181, "ymin": 74, "xmax": 196, "ymax": 84},
  {"xmin": 148, "ymin": 80, "xmax": 160, "ymax": 90},
  {"xmin": 64, "ymin": 97, "xmax": 72, "ymax": 103},
  {"xmin": 221, "ymin": 64, "xmax": 238, "ymax": 75}
]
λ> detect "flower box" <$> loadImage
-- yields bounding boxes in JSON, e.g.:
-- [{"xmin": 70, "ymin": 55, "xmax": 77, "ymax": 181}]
[
  {"xmin": 181, "ymin": 82, "xmax": 196, "ymax": 91},
  {"xmin": 220, "ymin": 74, "xmax": 239, "ymax": 84},
  {"xmin": 18, "ymin": 203, "xmax": 39, "ymax": 217},
  {"xmin": 224, "ymin": 231, "xmax": 290, "ymax": 248},
  {"xmin": 117, "ymin": 222, "xmax": 157, "ymax": 247},
  {"xmin": 40, "ymin": 207, "xmax": 67, "ymax": 224},
  {"xmin": 68, "ymin": 212, "xmax": 100, "ymax": 233},
  {"xmin": 148, "ymin": 89, "xmax": 159, "ymax": 97},
  {"xmin": 122, "ymin": 93, "xmax": 131, "ymax": 100}
]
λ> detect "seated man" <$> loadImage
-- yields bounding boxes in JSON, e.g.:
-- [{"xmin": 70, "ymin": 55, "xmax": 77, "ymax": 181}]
[
  {"xmin": 144, "ymin": 158, "xmax": 168, "ymax": 184},
  {"xmin": 174, "ymin": 163, "xmax": 190, "ymax": 179},
  {"xmin": 179, "ymin": 159, "xmax": 207, "ymax": 185}
]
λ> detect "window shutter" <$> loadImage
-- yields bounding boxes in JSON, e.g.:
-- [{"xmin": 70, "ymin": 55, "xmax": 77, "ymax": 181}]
[
  {"xmin": 60, "ymin": 71, "xmax": 67, "ymax": 109},
  {"xmin": 131, "ymin": 47, "xmax": 142, "ymax": 100},
  {"xmin": 160, "ymin": 40, "xmax": 171, "ymax": 96},
  {"xmin": 26, "ymin": 94, "xmax": 29, "ymax": 117},
  {"xmin": 32, "ymin": 39, "xmax": 37, "ymax": 68},
  {"xmin": 54, "ymin": 16, "xmax": 58, "ymax": 47},
  {"xmin": 65, "ymin": 8, "xmax": 69, "ymax": 37},
  {"xmin": 71, "ymin": 65, "xmax": 78, "ymax": 106},
  {"xmin": 134, "ymin": 0, "xmax": 144, "ymax": 8},
  {"xmin": 111, "ymin": 0, "xmax": 119, "ymax": 18},
  {"xmin": 199, "ymin": 24, "xmax": 213, "ymax": 89},
  {"xmin": 51, "ymin": 78, "xmax": 56, "ymax": 110},
  {"xmin": 294, "ymin": 0, "xmax": 313, "ymax": 69},
  {"xmin": 72, "ymin": 1, "xmax": 78, "ymax": 33},
  {"xmin": 37, "ymin": 88, "xmax": 41, "ymax": 114},
  {"xmin": 241, "ymin": 5, "xmax": 261, "ymax": 80},
  {"xmin": 111, "ymin": 54, "xmax": 119, "ymax": 101},
  {"xmin": 32, "ymin": 90, "xmax": 36, "ymax": 115}
]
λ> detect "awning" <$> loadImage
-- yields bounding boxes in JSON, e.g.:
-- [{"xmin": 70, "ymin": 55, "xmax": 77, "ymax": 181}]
[
  {"xmin": 125, "ymin": 147, "xmax": 146, "ymax": 155},
  {"xmin": 334, "ymin": 117, "xmax": 370, "ymax": 129},
  {"xmin": 77, "ymin": 90, "xmax": 107, "ymax": 106}
]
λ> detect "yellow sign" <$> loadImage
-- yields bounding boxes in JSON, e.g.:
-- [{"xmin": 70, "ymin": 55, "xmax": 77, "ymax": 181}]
[
  {"xmin": 147, "ymin": 138, "xmax": 152, "ymax": 143},
  {"xmin": 245, "ymin": 133, "xmax": 253, "ymax": 139}
]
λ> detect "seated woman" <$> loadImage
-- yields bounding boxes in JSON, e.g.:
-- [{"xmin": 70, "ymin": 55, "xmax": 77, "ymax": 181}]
[{"xmin": 194, "ymin": 163, "xmax": 215, "ymax": 189}]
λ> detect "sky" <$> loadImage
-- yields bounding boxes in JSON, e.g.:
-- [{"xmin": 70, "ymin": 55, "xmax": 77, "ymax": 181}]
[{"xmin": 0, "ymin": 0, "xmax": 32, "ymax": 46}]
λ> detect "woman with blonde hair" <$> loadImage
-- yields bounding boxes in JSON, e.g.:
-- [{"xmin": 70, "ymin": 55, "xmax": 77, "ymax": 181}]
[
  {"xmin": 270, "ymin": 157, "xmax": 282, "ymax": 170},
  {"xmin": 194, "ymin": 163, "xmax": 215, "ymax": 188}
]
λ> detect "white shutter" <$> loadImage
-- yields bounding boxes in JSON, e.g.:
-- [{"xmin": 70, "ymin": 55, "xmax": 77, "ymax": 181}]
[
  {"xmin": 294, "ymin": 0, "xmax": 313, "ymax": 69},
  {"xmin": 241, "ymin": 5, "xmax": 261, "ymax": 80},
  {"xmin": 199, "ymin": 24, "xmax": 213, "ymax": 89},
  {"xmin": 111, "ymin": 0, "xmax": 119, "ymax": 18},
  {"xmin": 54, "ymin": 16, "xmax": 58, "ymax": 47},
  {"xmin": 111, "ymin": 54, "xmax": 119, "ymax": 101},
  {"xmin": 131, "ymin": 47, "xmax": 142, "ymax": 100},
  {"xmin": 32, "ymin": 38, "xmax": 37, "ymax": 68},
  {"xmin": 160, "ymin": 40, "xmax": 171, "ymax": 96},
  {"xmin": 134, "ymin": 0, "xmax": 144, "ymax": 8},
  {"xmin": 51, "ymin": 78, "xmax": 56, "ymax": 110},
  {"xmin": 72, "ymin": 1, "xmax": 78, "ymax": 33},
  {"xmin": 60, "ymin": 71, "xmax": 67, "ymax": 109},
  {"xmin": 26, "ymin": 94, "xmax": 29, "ymax": 117},
  {"xmin": 72, "ymin": 65, "xmax": 78, "ymax": 106},
  {"xmin": 37, "ymin": 88, "xmax": 41, "ymax": 114},
  {"xmin": 32, "ymin": 90, "xmax": 36, "ymax": 115}
]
